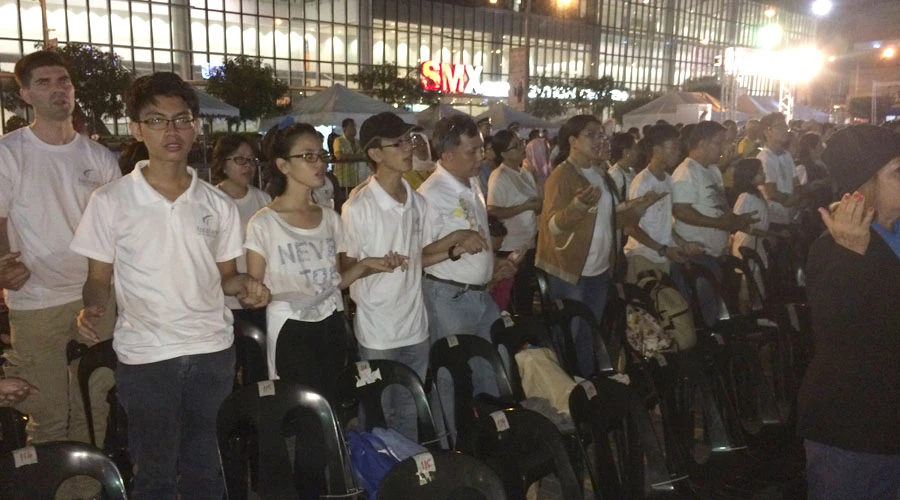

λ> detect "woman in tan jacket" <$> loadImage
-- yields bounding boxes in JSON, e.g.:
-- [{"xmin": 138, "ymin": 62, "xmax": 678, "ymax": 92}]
[{"xmin": 536, "ymin": 114, "xmax": 661, "ymax": 376}]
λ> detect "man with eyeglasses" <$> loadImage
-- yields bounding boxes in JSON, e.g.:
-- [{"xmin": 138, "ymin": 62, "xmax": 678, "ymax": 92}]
[
  {"xmin": 0, "ymin": 50, "xmax": 121, "ymax": 500},
  {"xmin": 70, "ymin": 72, "xmax": 270, "ymax": 499},
  {"xmin": 417, "ymin": 114, "xmax": 516, "ymax": 444},
  {"xmin": 341, "ymin": 112, "xmax": 437, "ymax": 441}
]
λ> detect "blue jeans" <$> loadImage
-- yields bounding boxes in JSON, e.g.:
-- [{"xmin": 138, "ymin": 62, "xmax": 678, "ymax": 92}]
[
  {"xmin": 677, "ymin": 254, "xmax": 723, "ymax": 329},
  {"xmin": 547, "ymin": 271, "xmax": 610, "ymax": 378},
  {"xmin": 805, "ymin": 440, "xmax": 900, "ymax": 500},
  {"xmin": 117, "ymin": 346, "xmax": 235, "ymax": 500},
  {"xmin": 357, "ymin": 340, "xmax": 430, "ymax": 444},
  {"xmin": 422, "ymin": 279, "xmax": 501, "ymax": 447}
]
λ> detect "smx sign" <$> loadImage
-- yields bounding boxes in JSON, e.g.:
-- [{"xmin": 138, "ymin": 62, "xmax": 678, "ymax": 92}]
[{"xmin": 420, "ymin": 61, "xmax": 482, "ymax": 94}]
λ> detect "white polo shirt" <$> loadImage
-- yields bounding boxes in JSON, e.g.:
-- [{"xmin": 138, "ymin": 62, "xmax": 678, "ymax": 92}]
[
  {"xmin": 624, "ymin": 169, "xmax": 674, "ymax": 264},
  {"xmin": 223, "ymin": 185, "xmax": 271, "ymax": 310},
  {"xmin": 0, "ymin": 128, "xmax": 120, "ymax": 310},
  {"xmin": 672, "ymin": 157, "xmax": 730, "ymax": 257},
  {"xmin": 487, "ymin": 164, "xmax": 539, "ymax": 252},
  {"xmin": 418, "ymin": 162, "xmax": 493, "ymax": 286},
  {"xmin": 757, "ymin": 147, "xmax": 797, "ymax": 225},
  {"xmin": 70, "ymin": 161, "xmax": 243, "ymax": 365},
  {"xmin": 342, "ymin": 177, "xmax": 429, "ymax": 350}
]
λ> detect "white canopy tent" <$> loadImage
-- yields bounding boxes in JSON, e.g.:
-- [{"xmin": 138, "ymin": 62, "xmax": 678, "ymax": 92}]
[
  {"xmin": 622, "ymin": 91, "xmax": 744, "ymax": 130},
  {"xmin": 736, "ymin": 95, "xmax": 830, "ymax": 122},
  {"xmin": 260, "ymin": 84, "xmax": 414, "ymax": 130},
  {"xmin": 474, "ymin": 103, "xmax": 557, "ymax": 130},
  {"xmin": 415, "ymin": 104, "xmax": 470, "ymax": 130},
  {"xmin": 194, "ymin": 88, "xmax": 240, "ymax": 119}
]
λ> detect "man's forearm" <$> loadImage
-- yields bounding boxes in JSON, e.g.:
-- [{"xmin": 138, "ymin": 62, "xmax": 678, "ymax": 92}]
[
  {"xmin": 221, "ymin": 273, "xmax": 249, "ymax": 296},
  {"xmin": 83, "ymin": 279, "xmax": 111, "ymax": 309},
  {"xmin": 673, "ymin": 206, "xmax": 733, "ymax": 231},
  {"xmin": 422, "ymin": 232, "xmax": 464, "ymax": 267}
]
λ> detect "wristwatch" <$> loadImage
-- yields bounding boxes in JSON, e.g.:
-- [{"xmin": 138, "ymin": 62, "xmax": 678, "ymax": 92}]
[
  {"xmin": 657, "ymin": 245, "xmax": 668, "ymax": 257},
  {"xmin": 448, "ymin": 244, "xmax": 461, "ymax": 262}
]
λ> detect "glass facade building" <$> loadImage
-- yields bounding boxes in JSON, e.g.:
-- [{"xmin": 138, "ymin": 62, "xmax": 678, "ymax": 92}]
[{"xmin": 0, "ymin": 0, "xmax": 815, "ymax": 122}]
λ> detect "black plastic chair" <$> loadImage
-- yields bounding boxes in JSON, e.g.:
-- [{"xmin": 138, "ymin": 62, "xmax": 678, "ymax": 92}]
[
  {"xmin": 0, "ymin": 408, "xmax": 28, "ymax": 453},
  {"xmin": 77, "ymin": 339, "xmax": 117, "ymax": 447},
  {"xmin": 377, "ymin": 450, "xmax": 507, "ymax": 500},
  {"xmin": 217, "ymin": 380, "xmax": 362, "ymax": 500},
  {"xmin": 0, "ymin": 441, "xmax": 127, "ymax": 500},
  {"xmin": 475, "ymin": 407, "xmax": 582, "ymax": 500},
  {"xmin": 233, "ymin": 319, "xmax": 268, "ymax": 387},
  {"xmin": 547, "ymin": 298, "xmax": 617, "ymax": 379},
  {"xmin": 335, "ymin": 359, "xmax": 440, "ymax": 449}
]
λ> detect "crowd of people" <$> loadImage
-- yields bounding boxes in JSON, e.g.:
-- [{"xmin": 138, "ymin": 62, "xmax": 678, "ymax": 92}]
[{"xmin": 1, "ymin": 48, "xmax": 899, "ymax": 499}]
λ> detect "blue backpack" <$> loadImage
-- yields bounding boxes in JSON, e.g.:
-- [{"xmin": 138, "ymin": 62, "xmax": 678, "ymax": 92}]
[{"xmin": 346, "ymin": 430, "xmax": 400, "ymax": 499}]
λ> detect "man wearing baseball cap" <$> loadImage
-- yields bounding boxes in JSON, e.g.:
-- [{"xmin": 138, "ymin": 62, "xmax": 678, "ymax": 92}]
[
  {"xmin": 341, "ymin": 112, "xmax": 461, "ymax": 441},
  {"xmin": 798, "ymin": 125, "xmax": 900, "ymax": 499}
]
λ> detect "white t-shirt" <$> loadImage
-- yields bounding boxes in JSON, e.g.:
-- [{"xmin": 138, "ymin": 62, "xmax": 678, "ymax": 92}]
[
  {"xmin": 70, "ymin": 162, "xmax": 242, "ymax": 365},
  {"xmin": 418, "ymin": 163, "xmax": 494, "ymax": 286},
  {"xmin": 244, "ymin": 206, "xmax": 344, "ymax": 378},
  {"xmin": 672, "ymin": 157, "xmax": 730, "ymax": 257},
  {"xmin": 579, "ymin": 167, "xmax": 614, "ymax": 276},
  {"xmin": 487, "ymin": 164, "xmax": 539, "ymax": 252},
  {"xmin": 0, "ymin": 128, "xmax": 120, "ymax": 310},
  {"xmin": 731, "ymin": 192, "xmax": 770, "ymax": 267},
  {"xmin": 220, "ymin": 185, "xmax": 271, "ymax": 310},
  {"xmin": 624, "ymin": 169, "xmax": 673, "ymax": 264},
  {"xmin": 342, "ymin": 177, "xmax": 429, "ymax": 350},
  {"xmin": 608, "ymin": 163, "xmax": 636, "ymax": 202},
  {"xmin": 757, "ymin": 147, "xmax": 797, "ymax": 225}
]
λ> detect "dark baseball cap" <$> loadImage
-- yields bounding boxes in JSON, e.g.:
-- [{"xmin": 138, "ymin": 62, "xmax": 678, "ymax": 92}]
[
  {"xmin": 822, "ymin": 125, "xmax": 900, "ymax": 194},
  {"xmin": 359, "ymin": 112, "xmax": 415, "ymax": 150}
]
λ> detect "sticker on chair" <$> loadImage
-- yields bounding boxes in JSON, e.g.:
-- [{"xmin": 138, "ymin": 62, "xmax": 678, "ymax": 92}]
[
  {"xmin": 414, "ymin": 452, "xmax": 436, "ymax": 485},
  {"xmin": 355, "ymin": 361, "xmax": 383, "ymax": 387},
  {"xmin": 257, "ymin": 380, "xmax": 276, "ymax": 397},
  {"xmin": 13, "ymin": 446, "xmax": 37, "ymax": 468}
]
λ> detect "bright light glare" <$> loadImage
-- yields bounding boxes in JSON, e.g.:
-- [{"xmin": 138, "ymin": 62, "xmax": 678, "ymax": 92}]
[
  {"xmin": 764, "ymin": 8, "xmax": 776, "ymax": 17},
  {"xmin": 884, "ymin": 47, "xmax": 896, "ymax": 59},
  {"xmin": 827, "ymin": 55, "xmax": 836, "ymax": 62},
  {"xmin": 775, "ymin": 47, "xmax": 824, "ymax": 82},
  {"xmin": 757, "ymin": 24, "xmax": 783, "ymax": 49},
  {"xmin": 811, "ymin": 0, "xmax": 832, "ymax": 16}
]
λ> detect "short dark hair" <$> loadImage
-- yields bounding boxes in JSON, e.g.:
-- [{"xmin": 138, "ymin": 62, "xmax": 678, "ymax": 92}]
[
  {"xmin": 760, "ymin": 112, "xmax": 786, "ymax": 132},
  {"xmin": 212, "ymin": 133, "xmax": 257, "ymax": 183},
  {"xmin": 14, "ymin": 50, "xmax": 69, "ymax": 88},
  {"xmin": 265, "ymin": 122, "xmax": 321, "ymax": 197},
  {"xmin": 432, "ymin": 114, "xmax": 479, "ymax": 158},
  {"xmin": 643, "ymin": 124, "xmax": 680, "ymax": 151},
  {"xmin": 687, "ymin": 121, "xmax": 725, "ymax": 151},
  {"xmin": 491, "ymin": 129, "xmax": 518, "ymax": 160},
  {"xmin": 341, "ymin": 118, "xmax": 355, "ymax": 129},
  {"xmin": 732, "ymin": 158, "xmax": 763, "ymax": 196},
  {"xmin": 609, "ymin": 132, "xmax": 636, "ymax": 164},
  {"xmin": 125, "ymin": 72, "xmax": 199, "ymax": 121}
]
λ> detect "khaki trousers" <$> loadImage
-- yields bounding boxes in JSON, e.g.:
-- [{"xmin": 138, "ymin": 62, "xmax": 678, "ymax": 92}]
[
  {"xmin": 3, "ymin": 294, "xmax": 116, "ymax": 498},
  {"xmin": 625, "ymin": 254, "xmax": 672, "ymax": 285}
]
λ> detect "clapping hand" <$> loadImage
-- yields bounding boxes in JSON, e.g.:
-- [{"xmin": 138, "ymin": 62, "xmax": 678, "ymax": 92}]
[
  {"xmin": 819, "ymin": 192, "xmax": 874, "ymax": 256},
  {"xmin": 237, "ymin": 277, "xmax": 271, "ymax": 309}
]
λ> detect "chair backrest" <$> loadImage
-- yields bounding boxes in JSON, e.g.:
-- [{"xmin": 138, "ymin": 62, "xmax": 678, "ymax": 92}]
[
  {"xmin": 217, "ymin": 380, "xmax": 361, "ymax": 499},
  {"xmin": 377, "ymin": 450, "xmax": 507, "ymax": 500},
  {"xmin": 233, "ymin": 319, "xmax": 268, "ymax": 386},
  {"xmin": 0, "ymin": 441, "xmax": 127, "ymax": 500},
  {"xmin": 474, "ymin": 408, "xmax": 582, "ymax": 500},
  {"xmin": 549, "ymin": 298, "xmax": 617, "ymax": 378},
  {"xmin": 335, "ymin": 360, "xmax": 439, "ymax": 448},
  {"xmin": 738, "ymin": 246, "xmax": 770, "ymax": 299},
  {"xmin": 533, "ymin": 268, "xmax": 554, "ymax": 316},
  {"xmin": 76, "ymin": 339, "xmax": 117, "ymax": 447},
  {"xmin": 489, "ymin": 315, "xmax": 557, "ymax": 402},
  {"xmin": 681, "ymin": 263, "xmax": 731, "ymax": 328}
]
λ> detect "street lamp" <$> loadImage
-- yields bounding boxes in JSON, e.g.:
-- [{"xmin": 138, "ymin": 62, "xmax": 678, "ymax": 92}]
[
  {"xmin": 882, "ymin": 47, "xmax": 896, "ymax": 59},
  {"xmin": 811, "ymin": 0, "xmax": 832, "ymax": 17}
]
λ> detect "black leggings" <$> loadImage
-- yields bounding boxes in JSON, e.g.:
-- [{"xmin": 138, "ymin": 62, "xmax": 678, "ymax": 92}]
[{"xmin": 275, "ymin": 312, "xmax": 348, "ymax": 404}]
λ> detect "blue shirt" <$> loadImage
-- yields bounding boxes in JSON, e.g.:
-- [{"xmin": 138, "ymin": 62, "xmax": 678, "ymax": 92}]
[{"xmin": 872, "ymin": 220, "xmax": 900, "ymax": 260}]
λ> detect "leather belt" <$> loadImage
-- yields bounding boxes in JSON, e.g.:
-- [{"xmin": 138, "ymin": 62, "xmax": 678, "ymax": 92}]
[{"xmin": 424, "ymin": 274, "xmax": 489, "ymax": 292}]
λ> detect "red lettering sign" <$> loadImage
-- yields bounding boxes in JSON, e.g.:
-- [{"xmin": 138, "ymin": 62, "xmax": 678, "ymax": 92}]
[{"xmin": 419, "ymin": 61, "xmax": 483, "ymax": 94}]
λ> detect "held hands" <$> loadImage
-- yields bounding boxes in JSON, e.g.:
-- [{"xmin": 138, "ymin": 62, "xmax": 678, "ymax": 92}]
[
  {"xmin": 727, "ymin": 211, "xmax": 760, "ymax": 232},
  {"xmin": 0, "ymin": 377, "xmax": 39, "ymax": 407},
  {"xmin": 453, "ymin": 229, "xmax": 489, "ymax": 256},
  {"xmin": 663, "ymin": 245, "xmax": 689, "ymax": 264},
  {"xmin": 819, "ymin": 192, "xmax": 874, "ymax": 256},
  {"xmin": 492, "ymin": 258, "xmax": 518, "ymax": 282},
  {"xmin": 361, "ymin": 251, "xmax": 409, "ymax": 273},
  {"xmin": 524, "ymin": 198, "xmax": 543, "ymax": 212},
  {"xmin": 237, "ymin": 277, "xmax": 271, "ymax": 309},
  {"xmin": 679, "ymin": 241, "xmax": 706, "ymax": 258},
  {"xmin": 0, "ymin": 252, "xmax": 30, "ymax": 291},
  {"xmin": 76, "ymin": 305, "xmax": 106, "ymax": 343}
]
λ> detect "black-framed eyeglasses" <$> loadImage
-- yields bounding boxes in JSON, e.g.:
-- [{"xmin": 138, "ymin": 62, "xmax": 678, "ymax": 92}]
[
  {"xmin": 285, "ymin": 152, "xmax": 333, "ymax": 163},
  {"xmin": 226, "ymin": 156, "xmax": 258, "ymax": 167},
  {"xmin": 580, "ymin": 131, "xmax": 608, "ymax": 141},
  {"xmin": 380, "ymin": 137, "xmax": 413, "ymax": 149},
  {"xmin": 138, "ymin": 116, "xmax": 196, "ymax": 130}
]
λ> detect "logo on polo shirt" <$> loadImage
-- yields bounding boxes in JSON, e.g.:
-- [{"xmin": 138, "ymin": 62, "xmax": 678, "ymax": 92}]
[
  {"xmin": 197, "ymin": 213, "xmax": 218, "ymax": 238},
  {"xmin": 77, "ymin": 168, "xmax": 102, "ymax": 189}
]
